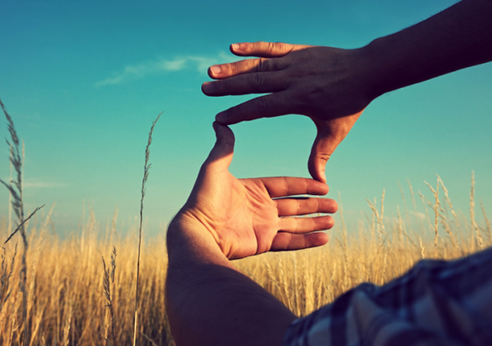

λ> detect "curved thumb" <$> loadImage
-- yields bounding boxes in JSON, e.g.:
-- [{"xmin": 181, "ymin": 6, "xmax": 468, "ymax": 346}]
[
  {"xmin": 203, "ymin": 121, "xmax": 235, "ymax": 171},
  {"xmin": 307, "ymin": 128, "xmax": 334, "ymax": 184},
  {"xmin": 307, "ymin": 115, "xmax": 361, "ymax": 183}
]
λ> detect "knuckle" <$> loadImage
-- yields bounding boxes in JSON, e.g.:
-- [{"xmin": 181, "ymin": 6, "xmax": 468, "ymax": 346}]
[
  {"xmin": 274, "ymin": 42, "xmax": 285, "ymax": 52},
  {"xmin": 317, "ymin": 152, "xmax": 331, "ymax": 163},
  {"xmin": 228, "ymin": 62, "xmax": 239, "ymax": 75},
  {"xmin": 256, "ymin": 58, "xmax": 268, "ymax": 72},
  {"xmin": 252, "ymin": 72, "xmax": 264, "ymax": 87}
]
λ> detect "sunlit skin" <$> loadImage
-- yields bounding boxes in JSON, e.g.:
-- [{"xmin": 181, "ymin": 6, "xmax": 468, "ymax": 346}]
[
  {"xmin": 168, "ymin": 1, "xmax": 492, "ymax": 345},
  {"xmin": 172, "ymin": 122, "xmax": 338, "ymax": 260},
  {"xmin": 202, "ymin": 43, "xmax": 368, "ymax": 183},
  {"xmin": 166, "ymin": 122, "xmax": 338, "ymax": 346},
  {"xmin": 202, "ymin": 0, "xmax": 492, "ymax": 185}
]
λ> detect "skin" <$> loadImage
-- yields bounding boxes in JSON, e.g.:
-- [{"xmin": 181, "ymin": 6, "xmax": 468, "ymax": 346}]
[
  {"xmin": 202, "ymin": 0, "xmax": 492, "ymax": 183},
  {"xmin": 166, "ymin": 122, "xmax": 338, "ymax": 346},
  {"xmin": 167, "ymin": 1, "xmax": 492, "ymax": 345}
]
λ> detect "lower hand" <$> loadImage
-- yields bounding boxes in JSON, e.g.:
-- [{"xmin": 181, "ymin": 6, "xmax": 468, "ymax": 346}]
[
  {"xmin": 202, "ymin": 42, "xmax": 375, "ymax": 183},
  {"xmin": 172, "ymin": 122, "xmax": 338, "ymax": 260}
]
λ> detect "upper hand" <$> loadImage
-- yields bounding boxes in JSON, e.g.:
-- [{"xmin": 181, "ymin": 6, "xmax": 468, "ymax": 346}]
[
  {"xmin": 202, "ymin": 42, "xmax": 375, "ymax": 183},
  {"xmin": 173, "ymin": 122, "xmax": 338, "ymax": 260}
]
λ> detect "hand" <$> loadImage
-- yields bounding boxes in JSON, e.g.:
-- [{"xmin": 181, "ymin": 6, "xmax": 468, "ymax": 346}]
[
  {"xmin": 202, "ymin": 42, "xmax": 376, "ymax": 183},
  {"xmin": 173, "ymin": 122, "xmax": 338, "ymax": 260}
]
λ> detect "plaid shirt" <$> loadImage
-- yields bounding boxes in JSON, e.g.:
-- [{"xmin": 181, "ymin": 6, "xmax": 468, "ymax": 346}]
[{"xmin": 283, "ymin": 247, "xmax": 492, "ymax": 346}]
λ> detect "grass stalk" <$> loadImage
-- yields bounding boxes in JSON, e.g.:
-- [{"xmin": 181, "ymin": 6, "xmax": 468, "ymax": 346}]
[{"xmin": 133, "ymin": 113, "xmax": 161, "ymax": 346}]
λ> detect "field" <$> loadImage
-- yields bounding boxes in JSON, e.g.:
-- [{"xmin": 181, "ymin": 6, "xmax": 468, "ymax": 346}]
[
  {"xmin": 1, "ymin": 176, "xmax": 490, "ymax": 345},
  {"xmin": 1, "ymin": 101, "xmax": 491, "ymax": 345}
]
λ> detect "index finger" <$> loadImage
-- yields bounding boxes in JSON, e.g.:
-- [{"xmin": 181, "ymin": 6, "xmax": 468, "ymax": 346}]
[
  {"xmin": 259, "ymin": 177, "xmax": 329, "ymax": 198},
  {"xmin": 215, "ymin": 91, "xmax": 295, "ymax": 124}
]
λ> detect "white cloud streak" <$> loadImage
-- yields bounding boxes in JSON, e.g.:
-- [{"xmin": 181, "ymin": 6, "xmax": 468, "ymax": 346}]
[
  {"xmin": 23, "ymin": 180, "xmax": 68, "ymax": 189},
  {"xmin": 409, "ymin": 211, "xmax": 427, "ymax": 220},
  {"xmin": 96, "ymin": 52, "xmax": 230, "ymax": 87}
]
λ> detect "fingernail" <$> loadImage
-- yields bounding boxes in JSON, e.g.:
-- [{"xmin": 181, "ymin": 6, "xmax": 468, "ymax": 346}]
[
  {"xmin": 202, "ymin": 82, "xmax": 214, "ymax": 92},
  {"xmin": 210, "ymin": 65, "xmax": 221, "ymax": 75},
  {"xmin": 231, "ymin": 43, "xmax": 240, "ymax": 51}
]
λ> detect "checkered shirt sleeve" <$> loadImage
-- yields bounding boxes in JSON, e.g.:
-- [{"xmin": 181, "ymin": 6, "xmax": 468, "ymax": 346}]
[{"xmin": 283, "ymin": 247, "xmax": 492, "ymax": 346}]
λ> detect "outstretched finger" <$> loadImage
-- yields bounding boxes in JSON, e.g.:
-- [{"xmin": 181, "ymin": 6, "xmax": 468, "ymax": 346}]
[
  {"xmin": 203, "ymin": 70, "xmax": 288, "ymax": 96},
  {"xmin": 207, "ymin": 56, "xmax": 288, "ymax": 79},
  {"xmin": 278, "ymin": 215, "xmax": 334, "ymax": 233},
  {"xmin": 230, "ymin": 42, "xmax": 297, "ymax": 57},
  {"xmin": 215, "ymin": 91, "xmax": 295, "ymax": 125},
  {"xmin": 276, "ymin": 198, "xmax": 338, "ymax": 217},
  {"xmin": 270, "ymin": 232, "xmax": 328, "ymax": 251},
  {"xmin": 260, "ymin": 177, "xmax": 329, "ymax": 198}
]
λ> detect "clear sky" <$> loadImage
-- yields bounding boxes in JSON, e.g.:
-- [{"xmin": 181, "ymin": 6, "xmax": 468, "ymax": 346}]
[{"xmin": 1, "ymin": 0, "xmax": 491, "ymax": 237}]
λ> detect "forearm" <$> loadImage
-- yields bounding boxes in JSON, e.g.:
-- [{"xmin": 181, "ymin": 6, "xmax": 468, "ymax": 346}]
[
  {"xmin": 165, "ymin": 216, "xmax": 296, "ymax": 346},
  {"xmin": 362, "ymin": 0, "xmax": 492, "ymax": 99}
]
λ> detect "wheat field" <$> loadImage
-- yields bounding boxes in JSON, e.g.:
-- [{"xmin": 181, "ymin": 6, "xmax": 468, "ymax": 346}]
[
  {"xmin": 1, "ymin": 100, "xmax": 491, "ymax": 345},
  {"xmin": 1, "ymin": 175, "xmax": 490, "ymax": 346}
]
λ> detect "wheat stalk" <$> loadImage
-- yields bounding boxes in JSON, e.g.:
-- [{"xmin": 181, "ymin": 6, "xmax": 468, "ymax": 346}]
[
  {"xmin": 0, "ymin": 98, "xmax": 32, "ymax": 345},
  {"xmin": 133, "ymin": 113, "xmax": 161, "ymax": 346},
  {"xmin": 102, "ymin": 248, "xmax": 116, "ymax": 346}
]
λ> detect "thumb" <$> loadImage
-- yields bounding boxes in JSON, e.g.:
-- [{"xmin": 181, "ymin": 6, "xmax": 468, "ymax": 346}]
[
  {"xmin": 307, "ymin": 127, "xmax": 334, "ymax": 184},
  {"xmin": 203, "ymin": 121, "xmax": 235, "ymax": 172},
  {"xmin": 308, "ymin": 114, "xmax": 361, "ymax": 183}
]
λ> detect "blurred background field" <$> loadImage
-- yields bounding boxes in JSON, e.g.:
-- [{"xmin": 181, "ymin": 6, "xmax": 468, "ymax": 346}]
[{"xmin": 1, "ymin": 175, "xmax": 490, "ymax": 345}]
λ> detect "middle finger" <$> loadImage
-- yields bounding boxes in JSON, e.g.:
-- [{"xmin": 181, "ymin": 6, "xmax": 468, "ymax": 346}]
[
  {"xmin": 276, "ymin": 197, "xmax": 338, "ymax": 217},
  {"xmin": 202, "ymin": 70, "xmax": 288, "ymax": 96},
  {"xmin": 208, "ymin": 56, "xmax": 288, "ymax": 79}
]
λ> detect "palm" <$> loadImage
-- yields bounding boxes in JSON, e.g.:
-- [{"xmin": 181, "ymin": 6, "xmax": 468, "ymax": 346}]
[
  {"xmin": 210, "ymin": 176, "xmax": 280, "ymax": 259},
  {"xmin": 182, "ymin": 123, "xmax": 338, "ymax": 260}
]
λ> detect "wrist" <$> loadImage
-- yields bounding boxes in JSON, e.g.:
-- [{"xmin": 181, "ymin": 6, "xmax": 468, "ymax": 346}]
[
  {"xmin": 167, "ymin": 213, "xmax": 232, "ymax": 267},
  {"xmin": 357, "ymin": 39, "xmax": 392, "ymax": 100}
]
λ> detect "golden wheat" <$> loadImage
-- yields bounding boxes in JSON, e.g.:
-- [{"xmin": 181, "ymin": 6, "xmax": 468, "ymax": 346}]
[
  {"xmin": 1, "ymin": 99, "xmax": 490, "ymax": 345},
  {"xmin": 0, "ymin": 174, "xmax": 490, "ymax": 345}
]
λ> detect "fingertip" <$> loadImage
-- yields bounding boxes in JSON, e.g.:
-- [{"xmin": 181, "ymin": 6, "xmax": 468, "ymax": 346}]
[
  {"xmin": 212, "ymin": 121, "xmax": 235, "ymax": 144},
  {"xmin": 202, "ymin": 82, "xmax": 213, "ymax": 95},
  {"xmin": 208, "ymin": 65, "xmax": 221, "ymax": 78},
  {"xmin": 308, "ymin": 163, "xmax": 327, "ymax": 184},
  {"xmin": 230, "ymin": 42, "xmax": 247, "ymax": 54},
  {"xmin": 308, "ymin": 150, "xmax": 329, "ymax": 184},
  {"xmin": 332, "ymin": 200, "xmax": 339, "ymax": 213},
  {"xmin": 313, "ymin": 232, "xmax": 329, "ymax": 247},
  {"xmin": 215, "ymin": 112, "xmax": 227, "ymax": 124},
  {"xmin": 317, "ymin": 165, "xmax": 327, "ymax": 184}
]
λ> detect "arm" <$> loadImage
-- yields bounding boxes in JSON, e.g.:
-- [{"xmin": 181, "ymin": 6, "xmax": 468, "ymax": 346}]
[
  {"xmin": 165, "ymin": 122, "xmax": 338, "ymax": 346},
  {"xmin": 367, "ymin": 0, "xmax": 492, "ymax": 98},
  {"xmin": 166, "ymin": 220, "xmax": 297, "ymax": 346},
  {"xmin": 202, "ymin": 0, "xmax": 492, "ymax": 182}
]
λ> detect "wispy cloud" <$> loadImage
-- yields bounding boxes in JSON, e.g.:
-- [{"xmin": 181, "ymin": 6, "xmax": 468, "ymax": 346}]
[
  {"xmin": 96, "ymin": 52, "xmax": 229, "ymax": 87},
  {"xmin": 409, "ymin": 211, "xmax": 426, "ymax": 220},
  {"xmin": 23, "ymin": 180, "xmax": 68, "ymax": 189}
]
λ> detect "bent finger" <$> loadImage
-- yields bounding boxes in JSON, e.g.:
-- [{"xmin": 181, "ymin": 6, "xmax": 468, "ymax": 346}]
[
  {"xmin": 276, "ymin": 198, "xmax": 338, "ymax": 217},
  {"xmin": 270, "ymin": 232, "xmax": 328, "ymax": 251},
  {"xmin": 278, "ymin": 215, "xmax": 334, "ymax": 233}
]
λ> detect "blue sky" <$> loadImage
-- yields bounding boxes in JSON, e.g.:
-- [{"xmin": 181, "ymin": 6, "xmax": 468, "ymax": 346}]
[{"xmin": 1, "ymin": 0, "xmax": 491, "ymax": 237}]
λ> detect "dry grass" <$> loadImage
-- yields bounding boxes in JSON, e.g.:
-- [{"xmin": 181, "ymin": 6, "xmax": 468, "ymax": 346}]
[
  {"xmin": 1, "ymin": 99, "xmax": 490, "ymax": 345},
  {"xmin": 0, "ymin": 174, "xmax": 490, "ymax": 345}
]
